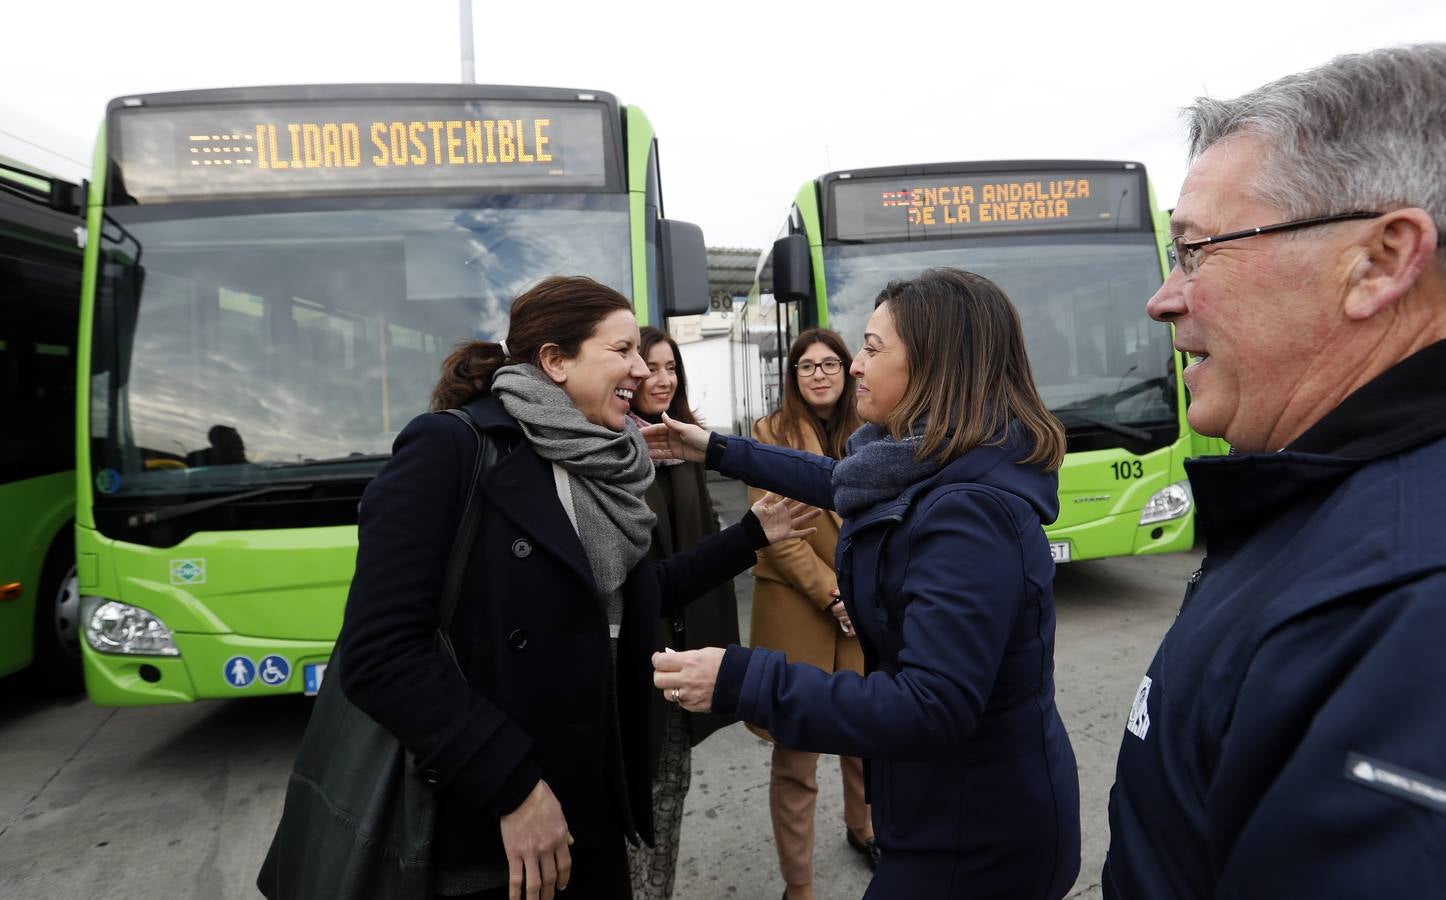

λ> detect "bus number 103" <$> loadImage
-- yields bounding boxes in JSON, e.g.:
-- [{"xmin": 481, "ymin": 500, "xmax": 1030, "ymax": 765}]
[{"xmin": 1111, "ymin": 460, "xmax": 1144, "ymax": 480}]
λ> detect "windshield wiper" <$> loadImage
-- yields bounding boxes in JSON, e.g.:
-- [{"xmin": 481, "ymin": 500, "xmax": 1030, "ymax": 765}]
[
  {"xmin": 259, "ymin": 453, "xmax": 391, "ymax": 469},
  {"xmin": 126, "ymin": 483, "xmax": 314, "ymax": 528},
  {"xmin": 1053, "ymin": 410, "xmax": 1152, "ymax": 443}
]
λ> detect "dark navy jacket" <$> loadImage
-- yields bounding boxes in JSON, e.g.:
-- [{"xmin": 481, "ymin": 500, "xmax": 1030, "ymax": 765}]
[
  {"xmin": 1103, "ymin": 341, "xmax": 1446, "ymax": 899},
  {"xmin": 711, "ymin": 428, "xmax": 1081, "ymax": 900},
  {"xmin": 335, "ymin": 396, "xmax": 763, "ymax": 874}
]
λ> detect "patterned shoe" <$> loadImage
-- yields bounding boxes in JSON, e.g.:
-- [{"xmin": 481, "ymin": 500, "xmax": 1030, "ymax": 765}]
[{"xmin": 846, "ymin": 830, "xmax": 881, "ymax": 871}]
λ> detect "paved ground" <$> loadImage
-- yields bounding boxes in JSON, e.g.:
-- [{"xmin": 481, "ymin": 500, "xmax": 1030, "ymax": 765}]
[{"xmin": 0, "ymin": 475, "xmax": 1197, "ymax": 899}]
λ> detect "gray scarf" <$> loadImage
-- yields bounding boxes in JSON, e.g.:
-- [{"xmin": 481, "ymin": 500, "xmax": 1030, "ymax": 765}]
[
  {"xmin": 491, "ymin": 364, "xmax": 656, "ymax": 597},
  {"xmin": 831, "ymin": 422, "xmax": 944, "ymax": 518}
]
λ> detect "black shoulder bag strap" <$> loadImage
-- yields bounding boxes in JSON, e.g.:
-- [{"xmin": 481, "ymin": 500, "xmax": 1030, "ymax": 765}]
[{"xmin": 434, "ymin": 407, "xmax": 500, "ymax": 675}]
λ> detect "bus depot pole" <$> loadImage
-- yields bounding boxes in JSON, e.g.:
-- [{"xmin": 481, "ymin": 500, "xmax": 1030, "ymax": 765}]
[{"xmin": 459, "ymin": 0, "xmax": 475, "ymax": 84}]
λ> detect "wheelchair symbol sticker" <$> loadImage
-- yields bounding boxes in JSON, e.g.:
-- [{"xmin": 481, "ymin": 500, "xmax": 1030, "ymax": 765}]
[{"xmin": 258, "ymin": 655, "xmax": 291, "ymax": 687}]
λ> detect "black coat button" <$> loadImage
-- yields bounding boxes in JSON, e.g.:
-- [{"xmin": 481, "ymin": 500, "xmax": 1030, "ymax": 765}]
[
  {"xmin": 420, "ymin": 769, "xmax": 439, "ymax": 784},
  {"xmin": 511, "ymin": 539, "xmax": 532, "ymax": 558},
  {"xmin": 508, "ymin": 629, "xmax": 528, "ymax": 651},
  {"xmin": 672, "ymin": 619, "xmax": 685, "ymax": 634}
]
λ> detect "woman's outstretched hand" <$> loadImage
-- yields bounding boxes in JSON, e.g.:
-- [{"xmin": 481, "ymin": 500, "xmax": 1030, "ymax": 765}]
[
  {"xmin": 641, "ymin": 412, "xmax": 708, "ymax": 464},
  {"xmin": 752, "ymin": 492, "xmax": 821, "ymax": 544}
]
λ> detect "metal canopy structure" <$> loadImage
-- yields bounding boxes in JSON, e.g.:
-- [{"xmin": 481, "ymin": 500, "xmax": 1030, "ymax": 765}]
[{"xmin": 706, "ymin": 246, "xmax": 760, "ymax": 308}]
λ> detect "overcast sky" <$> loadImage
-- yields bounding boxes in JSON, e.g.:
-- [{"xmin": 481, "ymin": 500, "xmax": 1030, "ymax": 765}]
[{"xmin": 3, "ymin": 0, "xmax": 1441, "ymax": 248}]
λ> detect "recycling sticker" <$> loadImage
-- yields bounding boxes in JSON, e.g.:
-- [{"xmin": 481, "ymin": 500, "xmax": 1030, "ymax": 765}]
[{"xmin": 170, "ymin": 558, "xmax": 207, "ymax": 585}]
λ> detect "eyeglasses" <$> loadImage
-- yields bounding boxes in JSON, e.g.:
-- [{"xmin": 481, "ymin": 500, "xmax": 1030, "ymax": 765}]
[
  {"xmin": 795, "ymin": 358, "xmax": 843, "ymax": 377},
  {"xmin": 1166, "ymin": 211, "xmax": 1382, "ymax": 276}
]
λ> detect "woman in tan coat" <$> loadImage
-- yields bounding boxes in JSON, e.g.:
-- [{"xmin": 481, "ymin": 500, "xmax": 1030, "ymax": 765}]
[{"xmin": 748, "ymin": 328, "xmax": 873, "ymax": 900}]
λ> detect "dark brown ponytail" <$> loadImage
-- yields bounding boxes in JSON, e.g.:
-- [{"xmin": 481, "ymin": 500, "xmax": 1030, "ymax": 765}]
[
  {"xmin": 430, "ymin": 340, "xmax": 508, "ymax": 410},
  {"xmin": 428, "ymin": 275, "xmax": 634, "ymax": 411}
]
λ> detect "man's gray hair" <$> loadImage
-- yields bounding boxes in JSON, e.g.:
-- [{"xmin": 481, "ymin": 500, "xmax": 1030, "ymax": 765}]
[{"xmin": 1187, "ymin": 43, "xmax": 1445, "ymax": 263}]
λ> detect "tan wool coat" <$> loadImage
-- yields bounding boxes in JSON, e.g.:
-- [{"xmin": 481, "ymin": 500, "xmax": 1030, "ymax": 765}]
[{"xmin": 746, "ymin": 417, "xmax": 863, "ymax": 741}]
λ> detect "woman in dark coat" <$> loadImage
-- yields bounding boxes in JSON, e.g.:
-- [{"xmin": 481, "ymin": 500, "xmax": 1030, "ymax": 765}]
[
  {"xmin": 625, "ymin": 326, "xmax": 739, "ymax": 899},
  {"xmin": 650, "ymin": 268, "xmax": 1083, "ymax": 899},
  {"xmin": 332, "ymin": 276, "xmax": 816, "ymax": 900}
]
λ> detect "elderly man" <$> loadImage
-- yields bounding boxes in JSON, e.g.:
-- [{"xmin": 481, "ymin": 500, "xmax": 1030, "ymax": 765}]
[{"xmin": 1103, "ymin": 44, "xmax": 1446, "ymax": 898}]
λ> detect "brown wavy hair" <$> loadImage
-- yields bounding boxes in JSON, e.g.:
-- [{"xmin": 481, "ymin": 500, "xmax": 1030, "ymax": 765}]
[
  {"xmin": 873, "ymin": 268, "xmax": 1065, "ymax": 470},
  {"xmin": 430, "ymin": 275, "xmax": 633, "ymax": 410},
  {"xmin": 634, "ymin": 326, "xmax": 701, "ymax": 427},
  {"xmin": 763, "ymin": 328, "xmax": 861, "ymax": 460}
]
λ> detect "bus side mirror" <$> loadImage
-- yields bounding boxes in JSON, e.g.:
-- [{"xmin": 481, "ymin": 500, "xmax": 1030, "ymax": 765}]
[
  {"xmin": 771, "ymin": 234, "xmax": 812, "ymax": 302},
  {"xmin": 659, "ymin": 219, "xmax": 709, "ymax": 317}
]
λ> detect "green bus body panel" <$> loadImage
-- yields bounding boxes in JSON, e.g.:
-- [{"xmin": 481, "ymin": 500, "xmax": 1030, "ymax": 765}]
[
  {"xmin": 83, "ymin": 632, "xmax": 335, "ymax": 706},
  {"xmin": 0, "ymin": 165, "xmax": 51, "ymax": 194},
  {"xmin": 86, "ymin": 526, "xmax": 355, "ymax": 637},
  {"xmin": 75, "ymin": 126, "xmax": 107, "ymax": 531},
  {"xmin": 624, "ymin": 105, "xmax": 655, "ymax": 324},
  {"xmin": 76, "ymin": 96, "xmax": 656, "ymax": 705},
  {"xmin": 1, "ymin": 160, "xmax": 84, "ymax": 681},
  {"xmin": 791, "ymin": 180, "xmax": 829, "ymax": 323},
  {"xmin": 1046, "ymin": 435, "xmax": 1194, "ymax": 561},
  {"xmin": 0, "ymin": 473, "xmax": 74, "ymax": 678},
  {"xmin": 77, "ymin": 523, "xmax": 350, "ymax": 705}
]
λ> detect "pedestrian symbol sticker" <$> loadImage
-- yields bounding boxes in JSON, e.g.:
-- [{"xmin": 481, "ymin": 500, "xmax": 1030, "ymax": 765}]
[
  {"xmin": 225, "ymin": 656, "xmax": 256, "ymax": 688},
  {"xmin": 258, "ymin": 655, "xmax": 291, "ymax": 687}
]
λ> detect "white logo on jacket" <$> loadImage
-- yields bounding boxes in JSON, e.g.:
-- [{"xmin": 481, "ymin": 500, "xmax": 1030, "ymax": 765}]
[{"xmin": 1127, "ymin": 675, "xmax": 1152, "ymax": 740}]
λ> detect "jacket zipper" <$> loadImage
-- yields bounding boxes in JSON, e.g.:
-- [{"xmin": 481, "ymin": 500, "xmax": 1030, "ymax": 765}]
[
  {"xmin": 837, "ymin": 513, "xmax": 904, "ymax": 635},
  {"xmin": 1178, "ymin": 562, "xmax": 1206, "ymax": 616}
]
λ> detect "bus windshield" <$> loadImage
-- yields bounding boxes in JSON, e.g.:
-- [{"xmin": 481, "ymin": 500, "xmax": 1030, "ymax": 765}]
[
  {"xmin": 821, "ymin": 235, "xmax": 1176, "ymax": 444},
  {"xmin": 90, "ymin": 194, "xmax": 630, "ymax": 498}
]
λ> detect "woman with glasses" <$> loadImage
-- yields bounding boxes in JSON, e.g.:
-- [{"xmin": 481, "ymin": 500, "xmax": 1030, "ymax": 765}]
[
  {"xmin": 625, "ymin": 326, "xmax": 740, "ymax": 900},
  {"xmin": 648, "ymin": 269, "xmax": 1082, "ymax": 899},
  {"xmin": 748, "ymin": 329, "xmax": 871, "ymax": 900}
]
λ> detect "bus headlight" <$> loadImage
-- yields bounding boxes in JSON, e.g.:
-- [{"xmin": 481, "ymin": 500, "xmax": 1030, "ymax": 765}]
[
  {"xmin": 82, "ymin": 597, "xmax": 180, "ymax": 656},
  {"xmin": 1139, "ymin": 481, "xmax": 1193, "ymax": 525}
]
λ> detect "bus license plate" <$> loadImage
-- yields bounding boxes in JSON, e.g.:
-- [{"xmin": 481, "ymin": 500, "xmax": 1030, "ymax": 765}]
[
  {"xmin": 303, "ymin": 663, "xmax": 328, "ymax": 696},
  {"xmin": 1049, "ymin": 542, "xmax": 1071, "ymax": 564}
]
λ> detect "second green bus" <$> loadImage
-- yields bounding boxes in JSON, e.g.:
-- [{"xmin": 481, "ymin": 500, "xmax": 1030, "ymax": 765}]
[{"xmin": 732, "ymin": 160, "xmax": 1227, "ymax": 564}]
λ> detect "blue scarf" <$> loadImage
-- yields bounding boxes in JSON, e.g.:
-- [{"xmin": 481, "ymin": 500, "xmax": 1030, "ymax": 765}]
[{"xmin": 831, "ymin": 422, "xmax": 944, "ymax": 518}]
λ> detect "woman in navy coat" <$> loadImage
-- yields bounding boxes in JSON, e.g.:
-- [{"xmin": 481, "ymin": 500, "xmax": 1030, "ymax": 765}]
[
  {"xmin": 332, "ymin": 277, "xmax": 815, "ymax": 900},
  {"xmin": 650, "ymin": 268, "xmax": 1082, "ymax": 899}
]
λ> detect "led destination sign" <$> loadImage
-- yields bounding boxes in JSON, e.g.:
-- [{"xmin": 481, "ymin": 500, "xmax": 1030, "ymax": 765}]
[
  {"xmin": 831, "ymin": 170, "xmax": 1144, "ymax": 241},
  {"xmin": 114, "ymin": 99, "xmax": 614, "ymax": 203}
]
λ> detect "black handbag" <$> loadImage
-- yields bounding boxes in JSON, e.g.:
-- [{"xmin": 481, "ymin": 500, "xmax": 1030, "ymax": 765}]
[{"xmin": 257, "ymin": 408, "xmax": 498, "ymax": 900}]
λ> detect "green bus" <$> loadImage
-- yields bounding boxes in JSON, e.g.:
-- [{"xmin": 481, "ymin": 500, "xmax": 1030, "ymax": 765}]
[
  {"xmin": 76, "ymin": 85, "xmax": 707, "ymax": 705},
  {"xmin": 732, "ymin": 160, "xmax": 1225, "ymax": 564},
  {"xmin": 0, "ymin": 159, "xmax": 85, "ymax": 691}
]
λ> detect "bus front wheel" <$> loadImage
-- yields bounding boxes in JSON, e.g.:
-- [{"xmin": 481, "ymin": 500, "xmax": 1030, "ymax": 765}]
[{"xmin": 27, "ymin": 530, "xmax": 83, "ymax": 695}]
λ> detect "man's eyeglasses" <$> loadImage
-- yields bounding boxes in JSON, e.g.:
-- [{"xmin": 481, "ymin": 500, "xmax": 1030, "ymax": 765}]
[
  {"xmin": 1166, "ymin": 211, "xmax": 1382, "ymax": 275},
  {"xmin": 795, "ymin": 358, "xmax": 843, "ymax": 377}
]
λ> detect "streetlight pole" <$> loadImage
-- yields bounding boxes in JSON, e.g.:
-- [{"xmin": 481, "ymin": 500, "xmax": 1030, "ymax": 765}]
[{"xmin": 459, "ymin": 0, "xmax": 475, "ymax": 84}]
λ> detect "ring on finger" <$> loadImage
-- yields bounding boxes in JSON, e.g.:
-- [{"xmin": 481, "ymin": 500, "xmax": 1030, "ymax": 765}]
[{"xmin": 671, "ymin": 687, "xmax": 681, "ymax": 704}]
